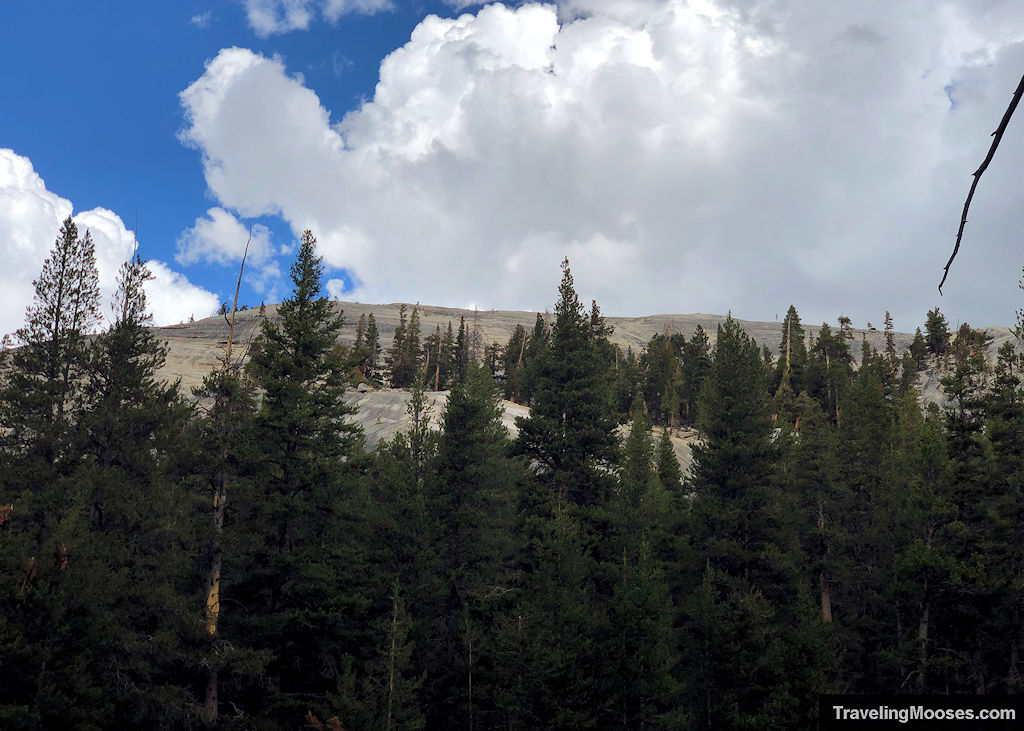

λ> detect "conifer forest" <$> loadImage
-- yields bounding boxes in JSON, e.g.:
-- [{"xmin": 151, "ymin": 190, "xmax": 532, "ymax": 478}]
[{"xmin": 5, "ymin": 219, "xmax": 1024, "ymax": 729}]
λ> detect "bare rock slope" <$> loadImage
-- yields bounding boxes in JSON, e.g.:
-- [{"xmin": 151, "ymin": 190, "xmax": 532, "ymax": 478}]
[
  {"xmin": 156, "ymin": 301, "xmax": 929, "ymax": 395},
  {"xmin": 156, "ymin": 301, "xmax": 1009, "ymax": 470}
]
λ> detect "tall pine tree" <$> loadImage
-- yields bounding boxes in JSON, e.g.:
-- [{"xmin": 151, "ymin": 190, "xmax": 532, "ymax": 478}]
[
  {"xmin": 515, "ymin": 258, "xmax": 619, "ymax": 505},
  {"xmin": 231, "ymin": 230, "xmax": 366, "ymax": 723}
]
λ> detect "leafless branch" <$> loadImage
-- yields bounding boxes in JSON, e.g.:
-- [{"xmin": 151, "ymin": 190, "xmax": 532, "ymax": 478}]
[
  {"xmin": 222, "ymin": 229, "xmax": 252, "ymax": 370},
  {"xmin": 940, "ymin": 72, "xmax": 1024, "ymax": 293}
]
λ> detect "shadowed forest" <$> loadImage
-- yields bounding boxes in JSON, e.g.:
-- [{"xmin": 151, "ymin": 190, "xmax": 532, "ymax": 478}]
[{"xmin": 2, "ymin": 220, "xmax": 1024, "ymax": 729}]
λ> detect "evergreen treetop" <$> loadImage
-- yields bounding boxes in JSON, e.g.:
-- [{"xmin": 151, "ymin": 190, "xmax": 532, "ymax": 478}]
[
  {"xmin": 925, "ymin": 307, "xmax": 951, "ymax": 356},
  {"xmin": 515, "ymin": 258, "xmax": 618, "ymax": 504},
  {"xmin": 246, "ymin": 229, "xmax": 359, "ymax": 466},
  {"xmin": 3, "ymin": 217, "xmax": 100, "ymax": 454},
  {"xmin": 691, "ymin": 314, "xmax": 776, "ymax": 573}
]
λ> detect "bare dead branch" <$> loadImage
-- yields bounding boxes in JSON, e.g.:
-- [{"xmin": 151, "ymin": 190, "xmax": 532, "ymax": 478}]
[
  {"xmin": 940, "ymin": 72, "xmax": 1024, "ymax": 293},
  {"xmin": 231, "ymin": 318, "xmax": 261, "ymax": 371},
  {"xmin": 223, "ymin": 229, "xmax": 252, "ymax": 368}
]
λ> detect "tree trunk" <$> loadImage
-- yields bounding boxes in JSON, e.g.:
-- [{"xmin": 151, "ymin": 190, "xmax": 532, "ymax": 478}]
[
  {"xmin": 466, "ymin": 613, "xmax": 474, "ymax": 731},
  {"xmin": 202, "ymin": 473, "xmax": 227, "ymax": 722},
  {"xmin": 785, "ymin": 316, "xmax": 792, "ymax": 377},
  {"xmin": 435, "ymin": 334, "xmax": 442, "ymax": 391},
  {"xmin": 1011, "ymin": 600, "xmax": 1021, "ymax": 692},
  {"xmin": 386, "ymin": 588, "xmax": 398, "ymax": 731},
  {"xmin": 203, "ymin": 246, "xmax": 249, "ymax": 724},
  {"xmin": 916, "ymin": 602, "xmax": 929, "ymax": 692},
  {"xmin": 818, "ymin": 502, "xmax": 832, "ymax": 622},
  {"xmin": 819, "ymin": 573, "xmax": 832, "ymax": 623},
  {"xmin": 203, "ymin": 669, "xmax": 218, "ymax": 723}
]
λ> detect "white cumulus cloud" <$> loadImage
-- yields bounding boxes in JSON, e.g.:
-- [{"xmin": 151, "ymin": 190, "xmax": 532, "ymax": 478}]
[
  {"xmin": 0, "ymin": 148, "xmax": 219, "ymax": 337},
  {"xmin": 144, "ymin": 260, "xmax": 223, "ymax": 326},
  {"xmin": 181, "ymin": 1, "xmax": 1024, "ymax": 329},
  {"xmin": 243, "ymin": 0, "xmax": 391, "ymax": 36},
  {"xmin": 177, "ymin": 207, "xmax": 274, "ymax": 267},
  {"xmin": 177, "ymin": 206, "xmax": 282, "ymax": 299}
]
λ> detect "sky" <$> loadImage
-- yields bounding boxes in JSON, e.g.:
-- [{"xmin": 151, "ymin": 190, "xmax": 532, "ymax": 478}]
[{"xmin": 2, "ymin": 0, "xmax": 1024, "ymax": 340}]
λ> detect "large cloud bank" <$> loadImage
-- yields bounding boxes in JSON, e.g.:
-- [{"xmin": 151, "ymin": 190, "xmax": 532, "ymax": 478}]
[
  {"xmin": 182, "ymin": 1, "xmax": 1024, "ymax": 327},
  {"xmin": 0, "ymin": 149, "xmax": 219, "ymax": 338}
]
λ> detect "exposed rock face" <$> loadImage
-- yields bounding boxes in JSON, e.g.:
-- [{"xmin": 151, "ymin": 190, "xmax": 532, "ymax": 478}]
[
  {"xmin": 152, "ymin": 300, "xmax": 1015, "ymax": 468},
  {"xmin": 340, "ymin": 387, "xmax": 697, "ymax": 472},
  {"xmin": 156, "ymin": 300, "xmax": 934, "ymax": 394}
]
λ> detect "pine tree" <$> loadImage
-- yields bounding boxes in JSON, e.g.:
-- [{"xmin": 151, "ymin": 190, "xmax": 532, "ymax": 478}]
[
  {"xmin": 515, "ymin": 258, "xmax": 619, "ymax": 505},
  {"xmin": 389, "ymin": 304, "xmax": 409, "ymax": 388},
  {"xmin": 0, "ymin": 218, "xmax": 103, "ymax": 726},
  {"xmin": 606, "ymin": 536, "xmax": 680, "ymax": 727},
  {"xmin": 656, "ymin": 426, "xmax": 683, "ymax": 495},
  {"xmin": 81, "ymin": 255, "xmax": 182, "ymax": 468},
  {"xmin": 469, "ymin": 306, "xmax": 484, "ymax": 362},
  {"xmin": 988, "ymin": 342, "xmax": 1024, "ymax": 483},
  {"xmin": 612, "ymin": 345, "xmax": 644, "ymax": 420},
  {"xmin": 925, "ymin": 307, "xmax": 951, "ymax": 356},
  {"xmin": 405, "ymin": 305, "xmax": 423, "ymax": 383},
  {"xmin": 1, "ymin": 217, "xmax": 100, "ymax": 468},
  {"xmin": 938, "ymin": 323, "xmax": 1000, "ymax": 692},
  {"xmin": 352, "ymin": 312, "xmax": 368, "ymax": 378},
  {"xmin": 1, "ymin": 254, "xmax": 203, "ymax": 726},
  {"xmin": 881, "ymin": 396, "xmax": 959, "ymax": 693},
  {"xmin": 640, "ymin": 332, "xmax": 679, "ymax": 425},
  {"xmin": 909, "ymin": 327, "xmax": 929, "ymax": 369},
  {"xmin": 365, "ymin": 312, "xmax": 381, "ymax": 385},
  {"xmin": 883, "ymin": 310, "xmax": 898, "ymax": 375},
  {"xmin": 420, "ymin": 361, "xmax": 518, "ymax": 727},
  {"xmin": 602, "ymin": 397, "xmax": 680, "ymax": 727},
  {"xmin": 355, "ymin": 312, "xmax": 367, "ymax": 348},
  {"xmin": 521, "ymin": 313, "xmax": 550, "ymax": 405},
  {"xmin": 454, "ymin": 316, "xmax": 470, "ymax": 385},
  {"xmin": 679, "ymin": 324, "xmax": 712, "ymax": 426},
  {"xmin": 424, "ymin": 324, "xmax": 442, "ymax": 390},
  {"xmin": 69, "ymin": 255, "xmax": 201, "ymax": 724},
  {"xmin": 685, "ymin": 314, "xmax": 827, "ymax": 727},
  {"xmin": 364, "ymin": 380, "xmax": 440, "ymax": 718},
  {"xmin": 189, "ymin": 254, "xmax": 267, "ymax": 723},
  {"xmin": 589, "ymin": 299, "xmax": 619, "ymax": 416},
  {"xmin": 441, "ymin": 321, "xmax": 456, "ymax": 389},
  {"xmin": 787, "ymin": 395, "xmax": 844, "ymax": 625},
  {"xmin": 897, "ymin": 350, "xmax": 920, "ymax": 397},
  {"xmin": 620, "ymin": 395, "xmax": 658, "ymax": 518},
  {"xmin": 372, "ymin": 582, "xmax": 426, "ymax": 730},
  {"xmin": 234, "ymin": 230, "xmax": 366, "ymax": 722},
  {"xmin": 806, "ymin": 322, "xmax": 854, "ymax": 424},
  {"xmin": 482, "ymin": 342, "xmax": 502, "ymax": 378},
  {"xmin": 983, "ymin": 342, "xmax": 1024, "ymax": 691},
  {"xmin": 406, "ymin": 374, "xmax": 434, "ymax": 490},
  {"xmin": 775, "ymin": 304, "xmax": 809, "ymax": 395},
  {"xmin": 497, "ymin": 491, "xmax": 602, "ymax": 727},
  {"xmin": 838, "ymin": 315, "xmax": 853, "ymax": 340},
  {"xmin": 192, "ymin": 363, "xmax": 262, "ymax": 723},
  {"xmin": 0, "ymin": 220, "xmax": 106, "ymax": 727},
  {"xmin": 502, "ymin": 324, "xmax": 528, "ymax": 402},
  {"xmin": 690, "ymin": 314, "xmax": 776, "ymax": 576}
]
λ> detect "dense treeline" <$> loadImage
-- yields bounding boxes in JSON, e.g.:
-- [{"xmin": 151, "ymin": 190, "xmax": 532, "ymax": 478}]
[{"xmin": 2, "ymin": 221, "xmax": 1023, "ymax": 728}]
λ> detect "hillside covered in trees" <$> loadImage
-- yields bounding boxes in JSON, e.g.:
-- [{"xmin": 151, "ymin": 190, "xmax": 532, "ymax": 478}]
[{"xmin": 2, "ymin": 221, "xmax": 1024, "ymax": 729}]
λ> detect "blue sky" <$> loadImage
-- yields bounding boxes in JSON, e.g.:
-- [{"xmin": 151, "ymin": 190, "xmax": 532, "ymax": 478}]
[
  {"xmin": 2, "ymin": 1, "xmax": 1024, "ymax": 337},
  {"xmin": 0, "ymin": 0, "xmax": 462, "ymax": 327}
]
